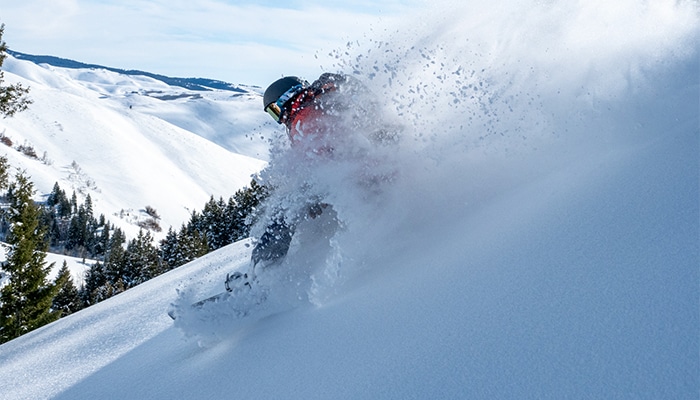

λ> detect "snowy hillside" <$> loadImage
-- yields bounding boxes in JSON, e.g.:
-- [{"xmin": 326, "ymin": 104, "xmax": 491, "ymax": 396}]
[
  {"xmin": 0, "ymin": 1, "xmax": 698, "ymax": 399},
  {"xmin": 0, "ymin": 54, "xmax": 269, "ymax": 241}
]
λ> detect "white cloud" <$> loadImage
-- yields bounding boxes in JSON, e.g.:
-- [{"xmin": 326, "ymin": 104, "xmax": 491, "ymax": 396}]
[
  {"xmin": 1, "ymin": 0, "xmax": 425, "ymax": 86},
  {"xmin": 2, "ymin": 0, "xmax": 81, "ymax": 37}
]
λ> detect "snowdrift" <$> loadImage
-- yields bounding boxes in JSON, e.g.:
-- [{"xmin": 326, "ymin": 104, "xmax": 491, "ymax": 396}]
[{"xmin": 0, "ymin": 1, "xmax": 697, "ymax": 399}]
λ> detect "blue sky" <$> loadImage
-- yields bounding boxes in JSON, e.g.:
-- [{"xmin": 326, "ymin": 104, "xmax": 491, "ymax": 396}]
[{"xmin": 1, "ymin": 0, "xmax": 425, "ymax": 87}]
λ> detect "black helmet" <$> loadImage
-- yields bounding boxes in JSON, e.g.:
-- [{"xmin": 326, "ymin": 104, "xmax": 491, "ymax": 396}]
[{"xmin": 263, "ymin": 76, "xmax": 308, "ymax": 123}]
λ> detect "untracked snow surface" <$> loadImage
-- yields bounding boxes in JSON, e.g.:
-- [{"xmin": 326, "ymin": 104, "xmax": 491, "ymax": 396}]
[{"xmin": 0, "ymin": 1, "xmax": 698, "ymax": 399}]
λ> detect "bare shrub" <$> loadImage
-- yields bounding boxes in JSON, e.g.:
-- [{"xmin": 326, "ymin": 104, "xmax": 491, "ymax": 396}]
[
  {"xmin": 0, "ymin": 134, "xmax": 12, "ymax": 147},
  {"xmin": 17, "ymin": 142, "xmax": 37, "ymax": 159},
  {"xmin": 144, "ymin": 205, "xmax": 160, "ymax": 220},
  {"xmin": 137, "ymin": 218, "xmax": 162, "ymax": 232}
]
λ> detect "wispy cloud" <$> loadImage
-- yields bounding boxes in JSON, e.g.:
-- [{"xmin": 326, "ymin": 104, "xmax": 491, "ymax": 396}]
[{"xmin": 2, "ymin": 0, "xmax": 425, "ymax": 86}]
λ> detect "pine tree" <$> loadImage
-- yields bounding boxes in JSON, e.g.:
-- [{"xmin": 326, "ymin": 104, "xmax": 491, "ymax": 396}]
[
  {"xmin": 0, "ymin": 24, "xmax": 32, "ymax": 118},
  {"xmin": 123, "ymin": 229, "xmax": 160, "ymax": 284},
  {"xmin": 46, "ymin": 182, "xmax": 61, "ymax": 207},
  {"xmin": 0, "ymin": 155, "xmax": 9, "ymax": 192},
  {"xmin": 94, "ymin": 219, "xmax": 110, "ymax": 259},
  {"xmin": 230, "ymin": 179, "xmax": 268, "ymax": 241},
  {"xmin": 84, "ymin": 194, "xmax": 94, "ymax": 217},
  {"xmin": 0, "ymin": 156, "xmax": 9, "ymax": 239},
  {"xmin": 70, "ymin": 191, "xmax": 78, "ymax": 215},
  {"xmin": 177, "ymin": 224, "xmax": 208, "ymax": 266},
  {"xmin": 66, "ymin": 203, "xmax": 91, "ymax": 255},
  {"xmin": 0, "ymin": 172, "xmax": 58, "ymax": 343},
  {"xmin": 52, "ymin": 261, "xmax": 81, "ymax": 316},
  {"xmin": 201, "ymin": 196, "xmax": 227, "ymax": 250},
  {"xmin": 159, "ymin": 226, "xmax": 180, "ymax": 269},
  {"xmin": 54, "ymin": 185, "xmax": 71, "ymax": 218},
  {"xmin": 103, "ymin": 227, "xmax": 126, "ymax": 285},
  {"xmin": 82, "ymin": 195, "xmax": 99, "ymax": 255},
  {"xmin": 80, "ymin": 262, "xmax": 108, "ymax": 306}
]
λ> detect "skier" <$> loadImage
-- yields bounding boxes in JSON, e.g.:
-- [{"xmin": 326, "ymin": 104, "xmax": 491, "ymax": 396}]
[
  {"xmin": 225, "ymin": 73, "xmax": 360, "ymax": 292},
  {"xmin": 167, "ymin": 73, "xmax": 399, "ymax": 319}
]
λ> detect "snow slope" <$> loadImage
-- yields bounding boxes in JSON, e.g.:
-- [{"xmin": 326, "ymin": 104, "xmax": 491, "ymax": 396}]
[
  {"xmin": 0, "ymin": 1, "xmax": 698, "ymax": 399},
  {"xmin": 0, "ymin": 56, "xmax": 269, "ymax": 240}
]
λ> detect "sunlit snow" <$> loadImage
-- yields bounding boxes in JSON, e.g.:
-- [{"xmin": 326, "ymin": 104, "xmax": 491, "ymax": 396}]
[{"xmin": 0, "ymin": 1, "xmax": 697, "ymax": 399}]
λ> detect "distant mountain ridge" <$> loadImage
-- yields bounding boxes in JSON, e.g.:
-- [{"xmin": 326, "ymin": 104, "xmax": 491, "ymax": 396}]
[{"xmin": 7, "ymin": 49, "xmax": 257, "ymax": 93}]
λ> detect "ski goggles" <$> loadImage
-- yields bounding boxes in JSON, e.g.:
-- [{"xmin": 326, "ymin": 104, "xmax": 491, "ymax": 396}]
[{"xmin": 265, "ymin": 84, "xmax": 305, "ymax": 123}]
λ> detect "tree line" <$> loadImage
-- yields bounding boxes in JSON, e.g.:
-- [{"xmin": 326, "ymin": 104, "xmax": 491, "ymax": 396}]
[
  {"xmin": 0, "ymin": 164, "xmax": 266, "ymax": 343},
  {"xmin": 77, "ymin": 180, "xmax": 267, "ymax": 310}
]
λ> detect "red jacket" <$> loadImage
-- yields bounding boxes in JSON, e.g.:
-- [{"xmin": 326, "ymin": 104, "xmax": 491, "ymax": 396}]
[{"xmin": 283, "ymin": 73, "xmax": 346, "ymax": 146}]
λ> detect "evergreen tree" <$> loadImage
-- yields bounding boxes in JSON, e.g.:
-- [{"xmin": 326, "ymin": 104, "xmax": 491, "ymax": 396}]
[
  {"xmin": 0, "ymin": 156, "xmax": 9, "ymax": 239},
  {"xmin": 52, "ymin": 261, "xmax": 81, "ymax": 316},
  {"xmin": 93, "ymin": 219, "xmax": 110, "ymax": 258},
  {"xmin": 52, "ymin": 184, "xmax": 71, "ymax": 218},
  {"xmin": 230, "ymin": 179, "xmax": 268, "ymax": 241},
  {"xmin": 177, "ymin": 224, "xmax": 208, "ymax": 266},
  {"xmin": 82, "ymin": 195, "xmax": 99, "ymax": 255},
  {"xmin": 65, "ymin": 210, "xmax": 83, "ymax": 252},
  {"xmin": 103, "ymin": 227, "xmax": 126, "ymax": 285},
  {"xmin": 201, "ymin": 196, "xmax": 227, "ymax": 250},
  {"xmin": 84, "ymin": 194, "xmax": 94, "ymax": 218},
  {"xmin": 40, "ymin": 183, "xmax": 108, "ymax": 260},
  {"xmin": 0, "ymin": 24, "xmax": 32, "ymax": 118},
  {"xmin": 123, "ymin": 229, "xmax": 160, "ymax": 284},
  {"xmin": 80, "ymin": 262, "xmax": 108, "ymax": 306},
  {"xmin": 0, "ymin": 155, "xmax": 9, "ymax": 192},
  {"xmin": 70, "ymin": 191, "xmax": 78, "ymax": 216},
  {"xmin": 48, "ymin": 215, "xmax": 62, "ymax": 247},
  {"xmin": 0, "ymin": 172, "xmax": 58, "ymax": 343},
  {"xmin": 159, "ymin": 226, "xmax": 179, "ymax": 269},
  {"xmin": 186, "ymin": 210, "xmax": 203, "ymax": 235},
  {"xmin": 46, "ymin": 183, "xmax": 61, "ymax": 207},
  {"xmin": 66, "ymin": 201, "xmax": 93, "ymax": 254}
]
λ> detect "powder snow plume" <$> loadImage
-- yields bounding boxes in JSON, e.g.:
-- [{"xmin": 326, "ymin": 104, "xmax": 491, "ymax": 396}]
[
  {"xmin": 300, "ymin": 0, "xmax": 699, "ymax": 290},
  {"xmin": 175, "ymin": 0, "xmax": 698, "ymax": 340}
]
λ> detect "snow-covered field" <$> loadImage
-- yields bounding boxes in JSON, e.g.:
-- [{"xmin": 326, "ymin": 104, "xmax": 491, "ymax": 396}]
[{"xmin": 0, "ymin": 1, "xmax": 697, "ymax": 399}]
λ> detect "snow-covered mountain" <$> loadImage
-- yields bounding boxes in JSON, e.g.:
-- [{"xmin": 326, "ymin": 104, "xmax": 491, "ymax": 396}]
[
  {"xmin": 0, "ymin": 52, "xmax": 271, "ymax": 281},
  {"xmin": 0, "ymin": 52, "xmax": 269, "ymax": 239},
  {"xmin": 0, "ymin": 1, "xmax": 698, "ymax": 399}
]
